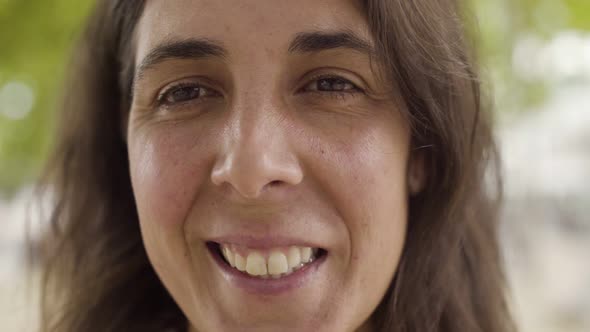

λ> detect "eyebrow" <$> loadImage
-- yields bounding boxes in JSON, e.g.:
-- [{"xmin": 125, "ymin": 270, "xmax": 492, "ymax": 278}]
[
  {"xmin": 133, "ymin": 31, "xmax": 374, "ymax": 88},
  {"xmin": 288, "ymin": 31, "xmax": 374, "ymax": 55},
  {"xmin": 134, "ymin": 38, "xmax": 226, "ymax": 82}
]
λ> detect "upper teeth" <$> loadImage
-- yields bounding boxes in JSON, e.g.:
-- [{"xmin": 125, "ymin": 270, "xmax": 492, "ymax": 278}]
[{"xmin": 220, "ymin": 244, "xmax": 318, "ymax": 278}]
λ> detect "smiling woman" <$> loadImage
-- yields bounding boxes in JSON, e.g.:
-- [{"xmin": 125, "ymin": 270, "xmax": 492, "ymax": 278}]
[{"xmin": 37, "ymin": 0, "xmax": 514, "ymax": 332}]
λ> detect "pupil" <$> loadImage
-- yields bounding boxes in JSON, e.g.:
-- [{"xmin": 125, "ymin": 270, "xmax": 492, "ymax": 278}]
[
  {"xmin": 172, "ymin": 87, "xmax": 199, "ymax": 102},
  {"xmin": 317, "ymin": 78, "xmax": 347, "ymax": 91},
  {"xmin": 318, "ymin": 79, "xmax": 333, "ymax": 91},
  {"xmin": 332, "ymin": 81, "xmax": 345, "ymax": 90}
]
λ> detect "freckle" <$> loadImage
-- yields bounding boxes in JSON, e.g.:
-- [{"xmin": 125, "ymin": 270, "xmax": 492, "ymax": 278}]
[
  {"xmin": 264, "ymin": 47, "xmax": 275, "ymax": 58},
  {"xmin": 320, "ymin": 149, "xmax": 325, "ymax": 155}
]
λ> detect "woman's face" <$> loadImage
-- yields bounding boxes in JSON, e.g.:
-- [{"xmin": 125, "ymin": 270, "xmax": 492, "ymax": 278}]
[{"xmin": 127, "ymin": 0, "xmax": 414, "ymax": 331}]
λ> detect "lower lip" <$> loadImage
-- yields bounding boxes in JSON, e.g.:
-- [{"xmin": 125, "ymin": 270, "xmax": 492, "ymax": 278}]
[{"xmin": 207, "ymin": 243, "xmax": 327, "ymax": 296}]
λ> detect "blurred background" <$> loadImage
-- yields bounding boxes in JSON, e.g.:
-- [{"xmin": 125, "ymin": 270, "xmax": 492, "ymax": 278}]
[{"xmin": 0, "ymin": 0, "xmax": 589, "ymax": 331}]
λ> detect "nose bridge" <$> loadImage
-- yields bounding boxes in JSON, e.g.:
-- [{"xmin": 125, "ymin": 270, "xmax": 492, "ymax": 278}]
[
  {"xmin": 231, "ymin": 66, "xmax": 283, "ymax": 146},
  {"xmin": 237, "ymin": 94, "xmax": 278, "ymax": 149},
  {"xmin": 232, "ymin": 86, "xmax": 288, "ymax": 162},
  {"xmin": 211, "ymin": 88, "xmax": 302, "ymax": 199}
]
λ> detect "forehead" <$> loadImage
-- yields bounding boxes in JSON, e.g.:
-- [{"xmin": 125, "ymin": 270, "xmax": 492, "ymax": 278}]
[{"xmin": 135, "ymin": 0, "xmax": 370, "ymax": 61}]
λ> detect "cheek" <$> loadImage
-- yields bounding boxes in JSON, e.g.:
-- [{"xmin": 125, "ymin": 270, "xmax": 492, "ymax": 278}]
[
  {"xmin": 345, "ymin": 132, "xmax": 408, "ymax": 261},
  {"xmin": 310, "ymin": 115, "xmax": 409, "ymax": 290},
  {"xmin": 315, "ymin": 116, "xmax": 409, "ymax": 221},
  {"xmin": 128, "ymin": 127, "xmax": 213, "ymax": 229},
  {"xmin": 346, "ymin": 130, "xmax": 409, "ymax": 314},
  {"xmin": 306, "ymin": 118, "xmax": 409, "ymax": 327}
]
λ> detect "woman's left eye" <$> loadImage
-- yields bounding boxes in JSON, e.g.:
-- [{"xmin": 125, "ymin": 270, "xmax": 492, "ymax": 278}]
[{"xmin": 302, "ymin": 77, "xmax": 361, "ymax": 93}]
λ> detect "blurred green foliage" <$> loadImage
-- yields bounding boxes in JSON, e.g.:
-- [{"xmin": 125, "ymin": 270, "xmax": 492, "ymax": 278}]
[
  {"xmin": 0, "ymin": 0, "xmax": 588, "ymax": 195},
  {"xmin": 0, "ymin": 0, "xmax": 93, "ymax": 195},
  {"xmin": 473, "ymin": 0, "xmax": 590, "ymax": 118}
]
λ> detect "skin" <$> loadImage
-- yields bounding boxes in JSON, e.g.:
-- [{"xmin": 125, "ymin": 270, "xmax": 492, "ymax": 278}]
[{"xmin": 127, "ymin": 0, "xmax": 422, "ymax": 331}]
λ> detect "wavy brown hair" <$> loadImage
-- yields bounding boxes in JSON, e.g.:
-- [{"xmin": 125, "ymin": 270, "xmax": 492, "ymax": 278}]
[{"xmin": 37, "ymin": 0, "xmax": 515, "ymax": 331}]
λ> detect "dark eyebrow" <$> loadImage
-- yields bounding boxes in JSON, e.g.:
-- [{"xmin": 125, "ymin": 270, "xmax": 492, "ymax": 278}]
[
  {"xmin": 132, "ymin": 31, "xmax": 373, "ymax": 94},
  {"xmin": 134, "ymin": 38, "xmax": 226, "ymax": 84},
  {"xmin": 288, "ymin": 31, "xmax": 375, "ymax": 55}
]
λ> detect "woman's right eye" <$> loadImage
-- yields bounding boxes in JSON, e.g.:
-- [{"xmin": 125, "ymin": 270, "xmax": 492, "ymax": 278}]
[{"xmin": 157, "ymin": 83, "xmax": 219, "ymax": 106}]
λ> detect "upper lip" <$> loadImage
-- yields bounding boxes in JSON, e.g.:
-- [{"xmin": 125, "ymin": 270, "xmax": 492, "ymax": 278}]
[{"xmin": 207, "ymin": 234, "xmax": 326, "ymax": 250}]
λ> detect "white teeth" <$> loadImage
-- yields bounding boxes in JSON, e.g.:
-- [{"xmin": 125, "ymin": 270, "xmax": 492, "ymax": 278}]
[
  {"xmin": 246, "ymin": 252, "xmax": 267, "ymax": 276},
  {"xmin": 222, "ymin": 247, "xmax": 235, "ymax": 267},
  {"xmin": 234, "ymin": 253, "xmax": 246, "ymax": 272},
  {"xmin": 219, "ymin": 244, "xmax": 319, "ymax": 278},
  {"xmin": 287, "ymin": 246, "xmax": 301, "ymax": 269},
  {"xmin": 267, "ymin": 251, "xmax": 289, "ymax": 276},
  {"xmin": 301, "ymin": 247, "xmax": 312, "ymax": 263}
]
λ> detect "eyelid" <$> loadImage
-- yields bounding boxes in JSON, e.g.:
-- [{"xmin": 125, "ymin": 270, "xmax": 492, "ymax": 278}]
[
  {"xmin": 306, "ymin": 75, "xmax": 360, "ymax": 92},
  {"xmin": 155, "ymin": 77, "xmax": 222, "ymax": 105},
  {"xmin": 157, "ymin": 82, "xmax": 197, "ymax": 103},
  {"xmin": 297, "ymin": 69, "xmax": 367, "ymax": 94}
]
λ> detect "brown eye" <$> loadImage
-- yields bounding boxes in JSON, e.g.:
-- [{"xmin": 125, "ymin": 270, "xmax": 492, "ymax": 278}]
[
  {"xmin": 158, "ymin": 83, "xmax": 218, "ymax": 105},
  {"xmin": 304, "ymin": 77, "xmax": 359, "ymax": 93}
]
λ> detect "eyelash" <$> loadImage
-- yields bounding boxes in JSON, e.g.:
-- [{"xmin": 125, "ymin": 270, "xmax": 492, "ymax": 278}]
[
  {"xmin": 299, "ymin": 74, "xmax": 364, "ymax": 97},
  {"xmin": 156, "ymin": 75, "xmax": 363, "ymax": 108},
  {"xmin": 156, "ymin": 82, "xmax": 219, "ymax": 107}
]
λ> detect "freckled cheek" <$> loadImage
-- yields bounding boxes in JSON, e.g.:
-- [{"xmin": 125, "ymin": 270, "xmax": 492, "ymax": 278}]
[
  {"xmin": 326, "ymin": 125, "xmax": 409, "ymax": 262},
  {"xmin": 129, "ymin": 133, "xmax": 212, "ymax": 229}
]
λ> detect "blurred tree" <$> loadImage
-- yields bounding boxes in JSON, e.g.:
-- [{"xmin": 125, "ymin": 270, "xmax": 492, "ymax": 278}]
[
  {"xmin": 472, "ymin": 0, "xmax": 590, "ymax": 115},
  {"xmin": 0, "ymin": 0, "xmax": 93, "ymax": 195},
  {"xmin": 0, "ymin": 0, "xmax": 588, "ymax": 195}
]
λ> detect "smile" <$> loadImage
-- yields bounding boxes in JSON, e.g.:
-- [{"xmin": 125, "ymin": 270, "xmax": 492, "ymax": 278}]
[
  {"xmin": 207, "ymin": 241, "xmax": 328, "ymax": 293},
  {"xmin": 219, "ymin": 244, "xmax": 321, "ymax": 278}
]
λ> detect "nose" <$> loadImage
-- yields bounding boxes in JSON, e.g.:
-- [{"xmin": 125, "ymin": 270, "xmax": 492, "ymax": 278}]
[{"xmin": 211, "ymin": 102, "xmax": 303, "ymax": 200}]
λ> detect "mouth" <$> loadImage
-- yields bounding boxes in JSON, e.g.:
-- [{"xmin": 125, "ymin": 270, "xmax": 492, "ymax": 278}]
[{"xmin": 207, "ymin": 241, "xmax": 328, "ymax": 282}]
